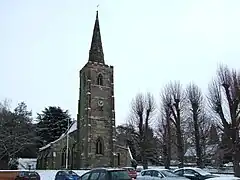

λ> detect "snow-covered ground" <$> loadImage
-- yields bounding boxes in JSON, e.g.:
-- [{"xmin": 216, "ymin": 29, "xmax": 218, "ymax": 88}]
[
  {"xmin": 35, "ymin": 167, "xmax": 234, "ymax": 179},
  {"xmin": 35, "ymin": 170, "xmax": 233, "ymax": 179},
  {"xmin": 36, "ymin": 170, "xmax": 89, "ymax": 179}
]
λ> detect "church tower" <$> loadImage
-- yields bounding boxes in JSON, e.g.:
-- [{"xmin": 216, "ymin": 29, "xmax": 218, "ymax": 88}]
[{"xmin": 77, "ymin": 11, "xmax": 116, "ymax": 168}]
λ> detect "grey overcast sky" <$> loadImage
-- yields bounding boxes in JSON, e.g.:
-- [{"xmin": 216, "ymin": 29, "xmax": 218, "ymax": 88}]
[{"xmin": 0, "ymin": 0, "xmax": 240, "ymax": 125}]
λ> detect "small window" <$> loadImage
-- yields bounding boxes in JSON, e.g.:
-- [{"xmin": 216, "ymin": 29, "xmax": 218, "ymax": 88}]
[
  {"xmin": 97, "ymin": 74, "xmax": 103, "ymax": 86},
  {"xmin": 61, "ymin": 147, "xmax": 66, "ymax": 167}
]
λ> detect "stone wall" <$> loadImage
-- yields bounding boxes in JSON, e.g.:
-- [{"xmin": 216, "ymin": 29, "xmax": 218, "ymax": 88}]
[
  {"xmin": 37, "ymin": 131, "xmax": 78, "ymax": 170},
  {"xmin": 77, "ymin": 62, "xmax": 115, "ymax": 168},
  {"xmin": 115, "ymin": 145, "xmax": 132, "ymax": 167}
]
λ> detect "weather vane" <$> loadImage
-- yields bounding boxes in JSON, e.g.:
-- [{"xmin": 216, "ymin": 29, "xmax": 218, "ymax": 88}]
[{"xmin": 97, "ymin": 4, "xmax": 100, "ymax": 11}]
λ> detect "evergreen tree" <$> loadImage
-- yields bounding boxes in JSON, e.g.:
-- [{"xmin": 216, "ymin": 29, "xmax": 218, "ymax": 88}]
[{"xmin": 36, "ymin": 106, "xmax": 71, "ymax": 146}]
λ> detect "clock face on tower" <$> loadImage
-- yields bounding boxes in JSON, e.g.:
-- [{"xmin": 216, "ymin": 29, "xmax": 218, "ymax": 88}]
[{"xmin": 98, "ymin": 100, "xmax": 104, "ymax": 107}]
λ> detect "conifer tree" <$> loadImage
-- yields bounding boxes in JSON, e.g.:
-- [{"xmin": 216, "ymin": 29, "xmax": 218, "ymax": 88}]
[{"xmin": 36, "ymin": 106, "xmax": 71, "ymax": 146}]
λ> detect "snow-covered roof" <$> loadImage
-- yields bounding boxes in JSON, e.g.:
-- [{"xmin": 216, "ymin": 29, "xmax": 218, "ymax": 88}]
[
  {"xmin": 39, "ymin": 120, "xmax": 77, "ymax": 152},
  {"xmin": 128, "ymin": 146, "xmax": 133, "ymax": 160},
  {"xmin": 184, "ymin": 144, "xmax": 218, "ymax": 157}
]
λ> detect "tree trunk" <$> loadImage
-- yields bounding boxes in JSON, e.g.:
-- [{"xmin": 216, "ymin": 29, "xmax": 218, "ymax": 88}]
[
  {"xmin": 163, "ymin": 128, "xmax": 171, "ymax": 169},
  {"xmin": 176, "ymin": 110, "xmax": 184, "ymax": 168},
  {"xmin": 142, "ymin": 157, "xmax": 148, "ymax": 169},
  {"xmin": 163, "ymin": 144, "xmax": 170, "ymax": 169},
  {"xmin": 165, "ymin": 145, "xmax": 171, "ymax": 169},
  {"xmin": 166, "ymin": 117, "xmax": 171, "ymax": 169},
  {"xmin": 177, "ymin": 129, "xmax": 184, "ymax": 168},
  {"xmin": 193, "ymin": 113, "xmax": 203, "ymax": 168},
  {"xmin": 232, "ymin": 135, "xmax": 240, "ymax": 177},
  {"xmin": 141, "ymin": 142, "xmax": 148, "ymax": 169},
  {"xmin": 233, "ymin": 153, "xmax": 240, "ymax": 177}
]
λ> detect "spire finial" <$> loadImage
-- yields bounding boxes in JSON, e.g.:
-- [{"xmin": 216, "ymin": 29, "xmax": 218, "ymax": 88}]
[
  {"xmin": 96, "ymin": 6, "xmax": 99, "ymax": 19},
  {"xmin": 96, "ymin": 4, "xmax": 99, "ymax": 18}
]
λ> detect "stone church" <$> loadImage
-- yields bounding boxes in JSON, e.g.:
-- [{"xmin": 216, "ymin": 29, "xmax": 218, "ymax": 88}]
[{"xmin": 37, "ymin": 11, "xmax": 132, "ymax": 169}]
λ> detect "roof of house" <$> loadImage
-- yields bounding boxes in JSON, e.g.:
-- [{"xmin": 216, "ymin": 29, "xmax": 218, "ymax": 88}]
[
  {"xmin": 39, "ymin": 120, "xmax": 77, "ymax": 152},
  {"xmin": 184, "ymin": 144, "xmax": 218, "ymax": 157}
]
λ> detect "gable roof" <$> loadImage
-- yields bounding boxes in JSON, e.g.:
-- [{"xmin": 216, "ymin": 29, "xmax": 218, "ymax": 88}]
[{"xmin": 39, "ymin": 120, "xmax": 77, "ymax": 152}]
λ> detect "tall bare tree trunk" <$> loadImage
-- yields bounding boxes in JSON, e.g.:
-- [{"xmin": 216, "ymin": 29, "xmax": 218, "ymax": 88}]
[
  {"xmin": 232, "ymin": 126, "xmax": 240, "ymax": 177},
  {"xmin": 233, "ymin": 146, "xmax": 240, "ymax": 177},
  {"xmin": 165, "ymin": 81, "xmax": 185, "ymax": 168},
  {"xmin": 175, "ymin": 104, "xmax": 184, "ymax": 168},
  {"xmin": 160, "ymin": 87, "xmax": 173, "ymax": 169},
  {"xmin": 193, "ymin": 112, "xmax": 203, "ymax": 167},
  {"xmin": 166, "ymin": 115, "xmax": 171, "ymax": 169},
  {"xmin": 186, "ymin": 83, "xmax": 203, "ymax": 168}
]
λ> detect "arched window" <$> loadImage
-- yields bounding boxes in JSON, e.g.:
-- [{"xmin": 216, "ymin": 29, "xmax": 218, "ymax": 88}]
[
  {"xmin": 117, "ymin": 153, "xmax": 121, "ymax": 166},
  {"xmin": 61, "ymin": 147, "xmax": 70, "ymax": 168},
  {"xmin": 96, "ymin": 137, "xmax": 104, "ymax": 155},
  {"xmin": 61, "ymin": 147, "xmax": 66, "ymax": 167},
  {"xmin": 71, "ymin": 144, "xmax": 76, "ymax": 169},
  {"xmin": 97, "ymin": 74, "xmax": 103, "ymax": 86}
]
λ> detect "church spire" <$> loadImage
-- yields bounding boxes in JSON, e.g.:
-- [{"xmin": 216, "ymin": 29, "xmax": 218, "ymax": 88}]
[{"xmin": 88, "ymin": 11, "xmax": 105, "ymax": 64}]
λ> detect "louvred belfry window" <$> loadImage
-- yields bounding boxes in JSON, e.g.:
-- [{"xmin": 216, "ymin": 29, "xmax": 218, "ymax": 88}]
[{"xmin": 97, "ymin": 74, "xmax": 103, "ymax": 86}]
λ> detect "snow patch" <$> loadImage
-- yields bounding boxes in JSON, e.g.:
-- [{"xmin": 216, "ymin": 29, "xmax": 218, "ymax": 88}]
[{"xmin": 18, "ymin": 158, "xmax": 37, "ymax": 170}]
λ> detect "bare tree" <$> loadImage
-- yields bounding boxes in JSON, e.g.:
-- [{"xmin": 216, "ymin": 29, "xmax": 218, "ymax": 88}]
[
  {"xmin": 130, "ymin": 92, "xmax": 156, "ymax": 169},
  {"xmin": 186, "ymin": 83, "xmax": 204, "ymax": 167},
  {"xmin": 184, "ymin": 110, "xmax": 217, "ymax": 165},
  {"xmin": 0, "ymin": 101, "xmax": 35, "ymax": 165},
  {"xmin": 157, "ymin": 86, "xmax": 173, "ymax": 168},
  {"xmin": 208, "ymin": 65, "xmax": 240, "ymax": 177},
  {"xmin": 198, "ymin": 113, "xmax": 215, "ymax": 163},
  {"xmin": 164, "ymin": 81, "xmax": 185, "ymax": 168}
]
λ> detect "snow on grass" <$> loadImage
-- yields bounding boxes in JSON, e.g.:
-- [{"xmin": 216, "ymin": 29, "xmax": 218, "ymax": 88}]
[
  {"xmin": 35, "ymin": 170, "xmax": 234, "ymax": 179},
  {"xmin": 36, "ymin": 170, "xmax": 89, "ymax": 179}
]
